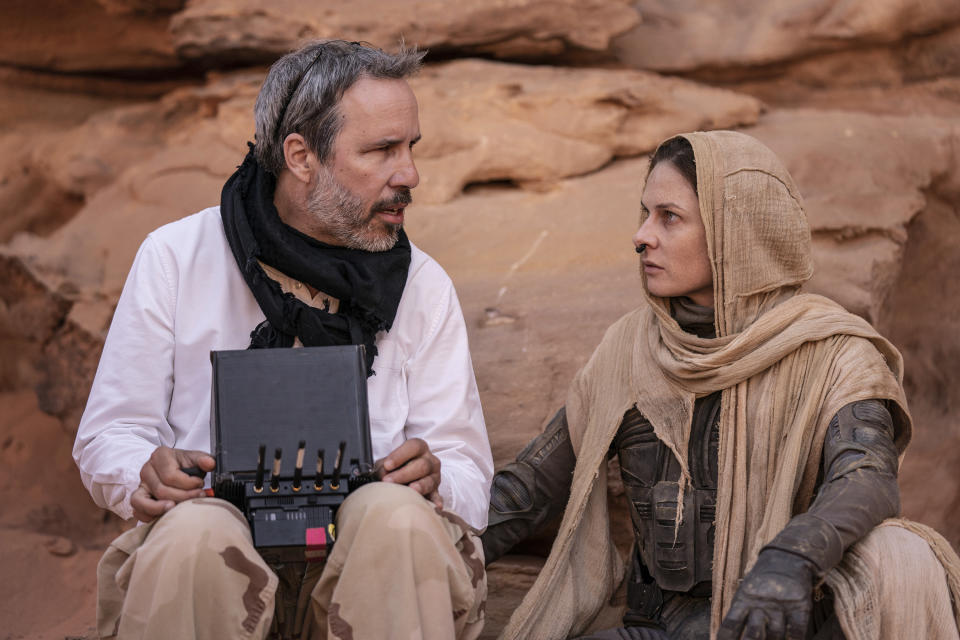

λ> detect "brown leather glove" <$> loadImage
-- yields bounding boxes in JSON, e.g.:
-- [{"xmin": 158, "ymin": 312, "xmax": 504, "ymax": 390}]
[{"xmin": 717, "ymin": 548, "xmax": 816, "ymax": 640}]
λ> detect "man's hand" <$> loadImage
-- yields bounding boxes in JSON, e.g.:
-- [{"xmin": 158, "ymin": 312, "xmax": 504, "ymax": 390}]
[
  {"xmin": 131, "ymin": 446, "xmax": 216, "ymax": 523},
  {"xmin": 717, "ymin": 548, "xmax": 816, "ymax": 640},
  {"xmin": 376, "ymin": 438, "xmax": 443, "ymax": 508}
]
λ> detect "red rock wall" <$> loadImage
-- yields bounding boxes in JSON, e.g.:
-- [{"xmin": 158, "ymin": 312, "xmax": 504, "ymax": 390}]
[{"xmin": 1, "ymin": 2, "xmax": 958, "ymax": 637}]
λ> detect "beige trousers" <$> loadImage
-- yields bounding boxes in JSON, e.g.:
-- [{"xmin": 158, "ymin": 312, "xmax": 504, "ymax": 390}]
[{"xmin": 96, "ymin": 483, "xmax": 486, "ymax": 640}]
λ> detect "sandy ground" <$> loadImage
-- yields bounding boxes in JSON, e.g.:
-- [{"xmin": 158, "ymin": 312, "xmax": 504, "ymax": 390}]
[{"xmin": 0, "ymin": 391, "xmax": 123, "ymax": 640}]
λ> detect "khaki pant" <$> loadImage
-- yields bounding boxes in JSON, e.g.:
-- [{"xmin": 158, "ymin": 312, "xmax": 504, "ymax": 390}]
[{"xmin": 96, "ymin": 483, "xmax": 486, "ymax": 640}]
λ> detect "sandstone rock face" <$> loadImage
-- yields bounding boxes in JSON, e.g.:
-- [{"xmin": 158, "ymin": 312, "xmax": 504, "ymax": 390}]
[
  {"xmin": 0, "ymin": 391, "xmax": 113, "ymax": 640},
  {"xmin": 0, "ymin": 60, "xmax": 760, "ymax": 424},
  {"xmin": 411, "ymin": 59, "xmax": 762, "ymax": 202},
  {"xmin": 770, "ymin": 22, "xmax": 960, "ymax": 87},
  {"xmin": 0, "ymin": 62, "xmax": 760, "ymax": 422},
  {"xmin": 1, "ymin": 0, "xmax": 178, "ymax": 72},
  {"xmin": 170, "ymin": 0, "xmax": 640, "ymax": 63},
  {"xmin": 3, "ymin": 3, "xmax": 960, "ymax": 637},
  {"xmin": 747, "ymin": 110, "xmax": 959, "ymax": 323},
  {"xmin": 3, "ymin": 0, "xmax": 639, "ymax": 75},
  {"xmin": 404, "ymin": 109, "xmax": 960, "ymax": 593},
  {"xmin": 0, "ymin": 56, "xmax": 764, "ymax": 412},
  {"xmin": 881, "ymin": 193, "xmax": 960, "ymax": 543},
  {"xmin": 408, "ymin": 107, "xmax": 960, "ymax": 452},
  {"xmin": 2, "ymin": 63, "xmax": 957, "ymax": 516},
  {"xmin": 96, "ymin": 0, "xmax": 186, "ymax": 13},
  {"xmin": 615, "ymin": 0, "xmax": 960, "ymax": 73},
  {"xmin": 0, "ymin": 74, "xmax": 257, "ymax": 421}
]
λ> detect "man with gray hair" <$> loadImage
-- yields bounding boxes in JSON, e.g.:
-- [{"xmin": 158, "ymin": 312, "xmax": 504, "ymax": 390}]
[{"xmin": 73, "ymin": 40, "xmax": 493, "ymax": 639}]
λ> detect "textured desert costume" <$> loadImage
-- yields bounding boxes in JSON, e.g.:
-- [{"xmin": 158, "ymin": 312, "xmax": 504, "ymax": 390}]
[{"xmin": 484, "ymin": 131, "xmax": 960, "ymax": 639}]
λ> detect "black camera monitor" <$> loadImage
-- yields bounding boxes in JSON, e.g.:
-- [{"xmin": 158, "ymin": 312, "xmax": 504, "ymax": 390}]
[{"xmin": 209, "ymin": 345, "xmax": 376, "ymax": 563}]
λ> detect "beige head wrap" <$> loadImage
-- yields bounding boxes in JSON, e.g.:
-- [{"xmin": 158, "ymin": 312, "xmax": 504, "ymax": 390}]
[
  {"xmin": 500, "ymin": 130, "xmax": 913, "ymax": 639},
  {"xmin": 643, "ymin": 130, "xmax": 911, "ymax": 630}
]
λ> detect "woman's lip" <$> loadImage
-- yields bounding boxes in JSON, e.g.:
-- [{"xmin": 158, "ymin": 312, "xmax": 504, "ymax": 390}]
[{"xmin": 643, "ymin": 262, "xmax": 663, "ymax": 273}]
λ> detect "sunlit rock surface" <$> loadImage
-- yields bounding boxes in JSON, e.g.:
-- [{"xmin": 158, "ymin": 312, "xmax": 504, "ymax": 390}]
[{"xmin": 1, "ymin": 2, "xmax": 959, "ymax": 637}]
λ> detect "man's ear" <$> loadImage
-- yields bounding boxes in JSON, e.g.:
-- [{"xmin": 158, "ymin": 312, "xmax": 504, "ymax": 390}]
[{"xmin": 282, "ymin": 133, "xmax": 315, "ymax": 184}]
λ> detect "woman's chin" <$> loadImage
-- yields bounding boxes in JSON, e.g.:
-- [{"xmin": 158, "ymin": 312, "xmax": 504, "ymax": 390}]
[{"xmin": 645, "ymin": 284, "xmax": 676, "ymax": 299}]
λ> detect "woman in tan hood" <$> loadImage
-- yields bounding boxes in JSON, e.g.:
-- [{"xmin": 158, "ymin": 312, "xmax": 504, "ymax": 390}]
[{"xmin": 481, "ymin": 131, "xmax": 960, "ymax": 640}]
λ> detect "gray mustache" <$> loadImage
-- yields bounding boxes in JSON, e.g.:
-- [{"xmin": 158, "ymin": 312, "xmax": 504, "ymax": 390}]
[{"xmin": 372, "ymin": 188, "xmax": 412, "ymax": 211}]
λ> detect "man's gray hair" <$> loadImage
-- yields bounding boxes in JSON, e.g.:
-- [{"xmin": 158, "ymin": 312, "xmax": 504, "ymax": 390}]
[{"xmin": 254, "ymin": 40, "xmax": 426, "ymax": 175}]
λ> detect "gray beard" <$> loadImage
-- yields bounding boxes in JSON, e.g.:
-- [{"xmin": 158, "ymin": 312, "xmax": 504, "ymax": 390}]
[{"xmin": 305, "ymin": 169, "xmax": 400, "ymax": 253}]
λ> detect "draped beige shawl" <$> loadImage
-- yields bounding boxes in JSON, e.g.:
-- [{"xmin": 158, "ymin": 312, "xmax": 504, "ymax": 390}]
[{"xmin": 499, "ymin": 131, "xmax": 960, "ymax": 639}]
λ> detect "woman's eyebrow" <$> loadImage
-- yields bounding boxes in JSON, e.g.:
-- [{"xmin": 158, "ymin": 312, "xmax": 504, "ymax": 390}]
[
  {"xmin": 641, "ymin": 201, "xmax": 687, "ymax": 212},
  {"xmin": 655, "ymin": 201, "xmax": 686, "ymax": 211}
]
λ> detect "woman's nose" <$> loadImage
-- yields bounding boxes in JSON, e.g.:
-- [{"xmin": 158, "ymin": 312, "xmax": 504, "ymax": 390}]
[{"xmin": 633, "ymin": 219, "xmax": 655, "ymax": 252}]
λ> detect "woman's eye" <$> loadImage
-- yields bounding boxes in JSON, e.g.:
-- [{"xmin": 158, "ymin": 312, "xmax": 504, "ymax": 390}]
[{"xmin": 663, "ymin": 211, "xmax": 678, "ymax": 223}]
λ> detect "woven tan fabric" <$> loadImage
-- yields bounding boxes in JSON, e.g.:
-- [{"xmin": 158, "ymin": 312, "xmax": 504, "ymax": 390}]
[
  {"xmin": 499, "ymin": 130, "xmax": 960, "ymax": 640},
  {"xmin": 825, "ymin": 519, "xmax": 960, "ymax": 640}
]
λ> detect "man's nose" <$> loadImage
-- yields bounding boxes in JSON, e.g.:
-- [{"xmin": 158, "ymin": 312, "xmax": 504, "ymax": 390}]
[{"xmin": 389, "ymin": 151, "xmax": 419, "ymax": 189}]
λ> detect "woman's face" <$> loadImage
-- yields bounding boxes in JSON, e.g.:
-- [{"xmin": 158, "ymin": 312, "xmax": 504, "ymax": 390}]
[{"xmin": 633, "ymin": 160, "xmax": 714, "ymax": 307}]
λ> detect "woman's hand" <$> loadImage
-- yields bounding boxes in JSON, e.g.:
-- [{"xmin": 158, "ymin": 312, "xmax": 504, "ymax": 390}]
[{"xmin": 717, "ymin": 548, "xmax": 816, "ymax": 640}]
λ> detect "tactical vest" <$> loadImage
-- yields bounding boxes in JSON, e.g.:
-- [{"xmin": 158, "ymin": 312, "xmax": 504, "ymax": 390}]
[{"xmin": 613, "ymin": 391, "xmax": 721, "ymax": 593}]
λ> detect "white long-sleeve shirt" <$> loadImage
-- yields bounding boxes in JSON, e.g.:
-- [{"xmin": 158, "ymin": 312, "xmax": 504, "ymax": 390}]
[{"xmin": 73, "ymin": 207, "xmax": 493, "ymax": 529}]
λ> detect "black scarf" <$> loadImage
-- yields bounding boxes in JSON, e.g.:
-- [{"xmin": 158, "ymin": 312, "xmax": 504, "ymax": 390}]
[{"xmin": 220, "ymin": 146, "xmax": 411, "ymax": 375}]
